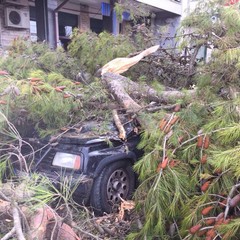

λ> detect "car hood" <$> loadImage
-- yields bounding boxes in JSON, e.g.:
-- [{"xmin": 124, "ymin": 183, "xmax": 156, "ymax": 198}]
[
  {"xmin": 27, "ymin": 116, "xmax": 140, "ymax": 147},
  {"xmin": 58, "ymin": 119, "xmax": 138, "ymax": 145}
]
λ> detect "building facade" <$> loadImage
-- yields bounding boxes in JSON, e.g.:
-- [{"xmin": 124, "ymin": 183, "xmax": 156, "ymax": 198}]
[{"xmin": 0, "ymin": 0, "xmax": 194, "ymax": 50}]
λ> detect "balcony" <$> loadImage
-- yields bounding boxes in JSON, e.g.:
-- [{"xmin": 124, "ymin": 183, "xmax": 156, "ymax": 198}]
[{"xmin": 136, "ymin": 0, "xmax": 182, "ymax": 15}]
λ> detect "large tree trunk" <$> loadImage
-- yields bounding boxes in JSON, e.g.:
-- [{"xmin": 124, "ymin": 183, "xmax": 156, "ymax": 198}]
[{"xmin": 102, "ymin": 72, "xmax": 195, "ymax": 113}]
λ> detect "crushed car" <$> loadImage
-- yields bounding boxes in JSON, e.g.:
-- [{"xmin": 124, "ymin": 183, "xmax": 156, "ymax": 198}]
[{"xmin": 12, "ymin": 114, "xmax": 143, "ymax": 215}]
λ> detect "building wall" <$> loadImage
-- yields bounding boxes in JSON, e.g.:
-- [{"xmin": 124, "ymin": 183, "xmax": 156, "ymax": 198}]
[
  {"xmin": 52, "ymin": 0, "xmax": 108, "ymax": 47},
  {"xmin": 0, "ymin": 0, "xmax": 95, "ymax": 49},
  {"xmin": 0, "ymin": 0, "xmax": 198, "ymax": 50},
  {"xmin": 155, "ymin": 15, "xmax": 181, "ymax": 48},
  {"xmin": 0, "ymin": 4, "xmax": 30, "ymax": 49},
  {"xmin": 181, "ymin": 0, "xmax": 199, "ymax": 18},
  {"xmin": 79, "ymin": 4, "xmax": 90, "ymax": 31},
  {"xmin": 137, "ymin": 0, "xmax": 182, "ymax": 15}
]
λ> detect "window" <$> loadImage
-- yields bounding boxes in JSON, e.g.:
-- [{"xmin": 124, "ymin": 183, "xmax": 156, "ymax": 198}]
[
  {"xmin": 58, "ymin": 12, "xmax": 78, "ymax": 49},
  {"xmin": 30, "ymin": 6, "xmax": 37, "ymax": 42},
  {"xmin": 90, "ymin": 18, "xmax": 103, "ymax": 33}
]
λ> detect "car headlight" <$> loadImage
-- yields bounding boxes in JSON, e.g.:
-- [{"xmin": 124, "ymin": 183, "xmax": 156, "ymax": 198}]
[{"xmin": 52, "ymin": 152, "xmax": 81, "ymax": 170}]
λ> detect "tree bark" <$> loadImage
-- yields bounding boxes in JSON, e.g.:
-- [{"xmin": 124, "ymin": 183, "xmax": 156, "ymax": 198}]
[
  {"xmin": 102, "ymin": 72, "xmax": 195, "ymax": 113},
  {"xmin": 112, "ymin": 110, "xmax": 126, "ymax": 140},
  {"xmin": 102, "ymin": 73, "xmax": 142, "ymax": 113}
]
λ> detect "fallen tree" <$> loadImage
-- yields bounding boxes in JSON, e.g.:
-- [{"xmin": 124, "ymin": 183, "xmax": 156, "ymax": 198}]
[
  {"xmin": 0, "ymin": 1, "xmax": 240, "ymax": 239},
  {"xmin": 101, "ymin": 72, "xmax": 196, "ymax": 113}
]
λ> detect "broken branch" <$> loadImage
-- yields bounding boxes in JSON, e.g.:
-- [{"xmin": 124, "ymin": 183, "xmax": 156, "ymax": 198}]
[
  {"xmin": 112, "ymin": 110, "xmax": 126, "ymax": 140},
  {"xmin": 1, "ymin": 227, "xmax": 16, "ymax": 240},
  {"xmin": 102, "ymin": 72, "xmax": 195, "ymax": 113},
  {"xmin": 224, "ymin": 183, "xmax": 240, "ymax": 219},
  {"xmin": 12, "ymin": 202, "xmax": 25, "ymax": 240}
]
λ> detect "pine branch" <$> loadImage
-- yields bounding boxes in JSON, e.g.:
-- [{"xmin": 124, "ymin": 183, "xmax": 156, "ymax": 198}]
[{"xmin": 224, "ymin": 183, "xmax": 240, "ymax": 219}]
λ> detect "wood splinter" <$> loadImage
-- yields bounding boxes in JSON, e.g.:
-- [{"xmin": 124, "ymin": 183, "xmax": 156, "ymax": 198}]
[{"xmin": 112, "ymin": 110, "xmax": 126, "ymax": 140}]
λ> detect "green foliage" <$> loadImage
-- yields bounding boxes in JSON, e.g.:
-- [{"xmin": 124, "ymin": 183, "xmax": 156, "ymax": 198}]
[
  {"xmin": 0, "ymin": 55, "xmax": 35, "ymax": 79},
  {"xmin": 132, "ymin": 97, "xmax": 240, "ymax": 239},
  {"xmin": 0, "ymin": 157, "xmax": 12, "ymax": 180},
  {"xmin": 204, "ymin": 100, "xmax": 239, "ymax": 131},
  {"xmin": 114, "ymin": 0, "xmax": 150, "ymax": 22},
  {"xmin": 130, "ymin": 3, "xmax": 240, "ymax": 231},
  {"xmin": 0, "ymin": 110, "xmax": 30, "ymax": 181},
  {"xmin": 149, "ymin": 16, "xmax": 240, "ymax": 225},
  {"xmin": 181, "ymin": 0, "xmax": 240, "ymax": 88},
  {"xmin": 1, "ymin": 2, "xmax": 240, "ymax": 238},
  {"xmin": 179, "ymin": 103, "xmax": 209, "ymax": 133},
  {"xmin": 223, "ymin": 5, "xmax": 240, "ymax": 35},
  {"xmin": 24, "ymin": 173, "xmax": 85, "ymax": 209},
  {"xmin": 0, "ymin": 38, "xmax": 81, "ymax": 80},
  {"xmin": 0, "ymin": 67, "xmax": 113, "ymax": 137},
  {"xmin": 114, "ymin": 3, "xmax": 128, "ymax": 22},
  {"xmin": 28, "ymin": 92, "xmax": 77, "ymax": 131},
  {"xmin": 133, "ymin": 127, "xmax": 194, "ymax": 238},
  {"xmin": 217, "ymin": 219, "xmax": 240, "ymax": 239},
  {"xmin": 210, "ymin": 145, "xmax": 240, "ymax": 177},
  {"xmin": 68, "ymin": 30, "xmax": 136, "ymax": 74},
  {"xmin": 216, "ymin": 124, "xmax": 240, "ymax": 145},
  {"xmin": 0, "ymin": 38, "xmax": 115, "ymax": 136}
]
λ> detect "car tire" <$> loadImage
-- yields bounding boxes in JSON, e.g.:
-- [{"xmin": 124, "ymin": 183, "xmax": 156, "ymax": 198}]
[{"xmin": 90, "ymin": 161, "xmax": 135, "ymax": 215}]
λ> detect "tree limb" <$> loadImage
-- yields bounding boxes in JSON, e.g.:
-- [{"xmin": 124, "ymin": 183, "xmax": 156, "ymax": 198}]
[
  {"xmin": 224, "ymin": 183, "xmax": 240, "ymax": 219},
  {"xmin": 12, "ymin": 202, "xmax": 25, "ymax": 240},
  {"xmin": 102, "ymin": 72, "xmax": 195, "ymax": 113},
  {"xmin": 102, "ymin": 73, "xmax": 142, "ymax": 113},
  {"xmin": 112, "ymin": 110, "xmax": 126, "ymax": 140},
  {"xmin": 188, "ymin": 45, "xmax": 201, "ymax": 76},
  {"xmin": 0, "ymin": 227, "xmax": 16, "ymax": 240}
]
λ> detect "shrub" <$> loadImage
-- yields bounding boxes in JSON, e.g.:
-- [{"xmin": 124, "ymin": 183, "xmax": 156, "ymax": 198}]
[{"xmin": 68, "ymin": 30, "xmax": 136, "ymax": 74}]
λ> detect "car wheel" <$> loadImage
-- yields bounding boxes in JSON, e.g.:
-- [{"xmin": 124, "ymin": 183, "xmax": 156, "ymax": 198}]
[{"xmin": 90, "ymin": 161, "xmax": 135, "ymax": 215}]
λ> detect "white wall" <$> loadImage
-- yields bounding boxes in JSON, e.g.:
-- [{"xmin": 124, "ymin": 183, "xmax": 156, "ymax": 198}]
[
  {"xmin": 137, "ymin": 0, "xmax": 182, "ymax": 15},
  {"xmin": 181, "ymin": 0, "xmax": 199, "ymax": 18},
  {"xmin": 181, "ymin": 0, "xmax": 190, "ymax": 18}
]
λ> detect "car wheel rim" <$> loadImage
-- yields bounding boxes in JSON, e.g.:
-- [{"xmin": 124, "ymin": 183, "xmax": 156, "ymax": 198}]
[{"xmin": 106, "ymin": 168, "xmax": 129, "ymax": 205}]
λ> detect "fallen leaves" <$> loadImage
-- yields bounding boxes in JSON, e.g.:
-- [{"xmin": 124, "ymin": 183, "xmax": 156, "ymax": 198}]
[{"xmin": 118, "ymin": 199, "xmax": 135, "ymax": 221}]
